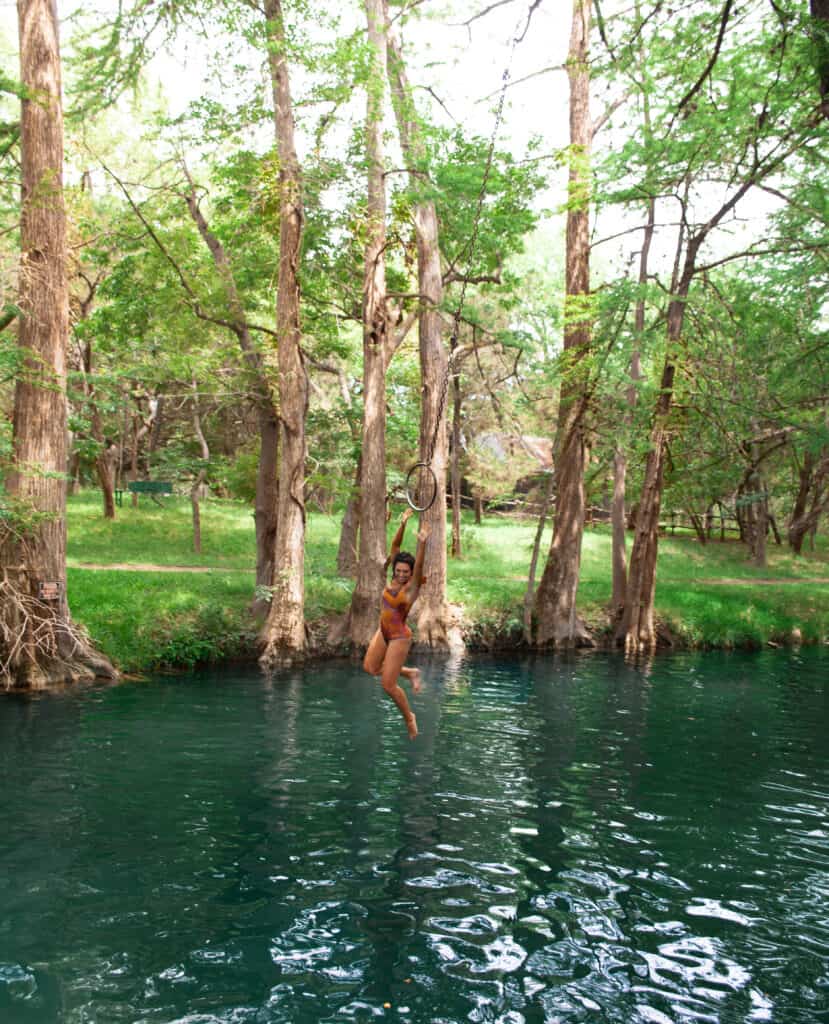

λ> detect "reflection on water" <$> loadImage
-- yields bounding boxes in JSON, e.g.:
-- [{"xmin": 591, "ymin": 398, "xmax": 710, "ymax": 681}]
[{"xmin": 1, "ymin": 649, "xmax": 828, "ymax": 1023}]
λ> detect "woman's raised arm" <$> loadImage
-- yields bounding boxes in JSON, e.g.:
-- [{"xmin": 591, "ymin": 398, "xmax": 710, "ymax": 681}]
[
  {"xmin": 406, "ymin": 523, "xmax": 430, "ymax": 605},
  {"xmin": 386, "ymin": 507, "xmax": 414, "ymax": 566}
]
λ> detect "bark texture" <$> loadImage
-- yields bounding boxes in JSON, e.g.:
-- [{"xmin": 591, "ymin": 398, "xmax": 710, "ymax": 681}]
[
  {"xmin": 742, "ymin": 425, "xmax": 769, "ymax": 568},
  {"xmin": 413, "ymin": 208, "xmax": 449, "ymax": 644},
  {"xmin": 788, "ymin": 447, "xmax": 829, "ymax": 553},
  {"xmin": 72, "ymin": 270, "xmax": 117, "ymax": 519},
  {"xmin": 388, "ymin": 23, "xmax": 450, "ymax": 645},
  {"xmin": 618, "ymin": 268, "xmax": 694, "ymax": 651},
  {"xmin": 260, "ymin": 0, "xmax": 309, "ymax": 666},
  {"xmin": 533, "ymin": 0, "xmax": 593, "ymax": 648},
  {"xmin": 342, "ymin": 0, "xmax": 391, "ymax": 647},
  {"xmin": 524, "ymin": 471, "xmax": 555, "ymax": 644},
  {"xmin": 1, "ymin": 0, "xmax": 116, "ymax": 688},
  {"xmin": 450, "ymin": 343, "xmax": 462, "ymax": 559},
  {"xmin": 611, "ymin": 191, "xmax": 651, "ymax": 618},
  {"xmin": 610, "ymin": 450, "xmax": 628, "ymax": 613},
  {"xmin": 190, "ymin": 382, "xmax": 209, "ymax": 555}
]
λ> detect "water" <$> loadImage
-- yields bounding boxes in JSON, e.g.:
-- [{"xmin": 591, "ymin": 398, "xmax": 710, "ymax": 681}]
[{"xmin": 1, "ymin": 649, "xmax": 828, "ymax": 1024}]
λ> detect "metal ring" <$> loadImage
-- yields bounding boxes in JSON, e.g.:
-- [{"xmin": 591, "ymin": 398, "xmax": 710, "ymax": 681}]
[{"xmin": 405, "ymin": 462, "xmax": 438, "ymax": 512}]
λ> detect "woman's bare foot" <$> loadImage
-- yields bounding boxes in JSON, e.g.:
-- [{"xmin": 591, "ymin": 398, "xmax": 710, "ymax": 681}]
[
  {"xmin": 411, "ymin": 668, "xmax": 422, "ymax": 694},
  {"xmin": 406, "ymin": 712, "xmax": 418, "ymax": 740}
]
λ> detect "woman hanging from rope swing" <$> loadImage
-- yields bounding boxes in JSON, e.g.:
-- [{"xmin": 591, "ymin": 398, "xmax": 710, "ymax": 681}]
[
  {"xmin": 363, "ymin": 508, "xmax": 430, "ymax": 740},
  {"xmin": 361, "ymin": 4, "xmax": 521, "ymax": 741}
]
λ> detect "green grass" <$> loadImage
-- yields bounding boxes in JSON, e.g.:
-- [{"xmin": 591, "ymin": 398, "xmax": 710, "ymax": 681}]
[
  {"xmin": 65, "ymin": 492, "xmax": 829, "ymax": 670},
  {"xmin": 68, "ymin": 492, "xmax": 256, "ymax": 569},
  {"xmin": 69, "ymin": 568, "xmax": 254, "ymax": 672},
  {"xmin": 68, "ymin": 493, "xmax": 350, "ymax": 670}
]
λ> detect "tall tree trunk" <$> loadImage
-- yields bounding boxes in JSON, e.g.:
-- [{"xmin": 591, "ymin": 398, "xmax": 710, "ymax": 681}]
[
  {"xmin": 811, "ymin": 0, "xmax": 829, "ymax": 118},
  {"xmin": 68, "ymin": 449, "xmax": 81, "ymax": 494},
  {"xmin": 260, "ymin": 0, "xmax": 308, "ymax": 666},
  {"xmin": 180, "ymin": 165, "xmax": 280, "ymax": 609},
  {"xmin": 337, "ymin": 453, "xmax": 361, "ymax": 577},
  {"xmin": 344, "ymin": 0, "xmax": 391, "ymax": 647},
  {"xmin": 130, "ymin": 409, "xmax": 143, "ymax": 507},
  {"xmin": 611, "ymin": 203, "xmax": 651, "ymax": 617},
  {"xmin": 688, "ymin": 510, "xmax": 707, "ymax": 546},
  {"xmin": 73, "ymin": 268, "xmax": 115, "ymax": 518},
  {"xmin": 0, "ymin": 0, "xmax": 115, "ymax": 688},
  {"xmin": 413, "ymin": 207, "xmax": 449, "ymax": 644},
  {"xmin": 749, "ymin": 425, "xmax": 768, "ymax": 568},
  {"xmin": 524, "ymin": 471, "xmax": 555, "ymax": 644},
  {"xmin": 387, "ymin": 25, "xmax": 449, "ymax": 644},
  {"xmin": 450, "ymin": 341, "xmax": 462, "ymax": 559},
  {"xmin": 255, "ymin": 411, "xmax": 280, "ymax": 602},
  {"xmin": 94, "ymin": 437, "xmax": 117, "ymax": 518},
  {"xmin": 86, "ymin": 341, "xmax": 116, "ymax": 519},
  {"xmin": 190, "ymin": 381, "xmax": 209, "ymax": 555},
  {"xmin": 610, "ymin": 449, "xmax": 628, "ymax": 611},
  {"xmin": 618, "ymin": 254, "xmax": 696, "ymax": 651},
  {"xmin": 147, "ymin": 395, "xmax": 164, "ymax": 475},
  {"xmin": 788, "ymin": 447, "xmax": 829, "ymax": 553},
  {"xmin": 533, "ymin": 0, "xmax": 593, "ymax": 648},
  {"xmin": 611, "ymin": 9, "xmax": 653, "ymax": 619},
  {"xmin": 754, "ymin": 487, "xmax": 768, "ymax": 568}
]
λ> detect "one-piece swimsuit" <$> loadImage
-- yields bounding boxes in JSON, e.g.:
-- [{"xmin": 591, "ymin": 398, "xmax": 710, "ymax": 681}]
[{"xmin": 380, "ymin": 584, "xmax": 412, "ymax": 642}]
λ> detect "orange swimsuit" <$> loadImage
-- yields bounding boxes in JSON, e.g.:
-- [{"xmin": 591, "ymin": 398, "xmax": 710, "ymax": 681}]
[{"xmin": 380, "ymin": 584, "xmax": 413, "ymax": 642}]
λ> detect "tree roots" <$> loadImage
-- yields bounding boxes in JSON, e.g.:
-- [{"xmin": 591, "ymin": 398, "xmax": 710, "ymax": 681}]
[{"xmin": 0, "ymin": 573, "xmax": 117, "ymax": 690}]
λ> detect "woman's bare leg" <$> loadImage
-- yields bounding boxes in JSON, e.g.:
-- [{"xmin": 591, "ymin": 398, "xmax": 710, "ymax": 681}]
[
  {"xmin": 399, "ymin": 665, "xmax": 422, "ymax": 692},
  {"xmin": 381, "ymin": 639, "xmax": 418, "ymax": 739},
  {"xmin": 363, "ymin": 629, "xmax": 387, "ymax": 676},
  {"xmin": 366, "ymin": 629, "xmax": 417, "ymax": 690}
]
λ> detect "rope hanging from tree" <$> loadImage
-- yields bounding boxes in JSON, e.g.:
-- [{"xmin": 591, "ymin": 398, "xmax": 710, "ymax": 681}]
[{"xmin": 405, "ymin": 28, "xmax": 521, "ymax": 513}]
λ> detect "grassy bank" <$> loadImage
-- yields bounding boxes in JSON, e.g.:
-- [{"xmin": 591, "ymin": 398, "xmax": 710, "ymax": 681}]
[{"xmin": 66, "ymin": 491, "xmax": 829, "ymax": 671}]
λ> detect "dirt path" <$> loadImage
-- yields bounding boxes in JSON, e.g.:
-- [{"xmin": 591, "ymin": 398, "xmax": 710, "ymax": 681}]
[
  {"xmin": 72, "ymin": 562, "xmax": 251, "ymax": 573},
  {"xmin": 71, "ymin": 563, "xmax": 829, "ymax": 585},
  {"xmin": 696, "ymin": 577, "xmax": 829, "ymax": 585}
]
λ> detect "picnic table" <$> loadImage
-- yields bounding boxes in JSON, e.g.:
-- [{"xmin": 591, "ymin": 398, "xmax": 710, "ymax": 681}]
[{"xmin": 116, "ymin": 481, "xmax": 173, "ymax": 507}]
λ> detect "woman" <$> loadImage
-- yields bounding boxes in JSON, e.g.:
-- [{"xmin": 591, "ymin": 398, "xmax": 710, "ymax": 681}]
[{"xmin": 363, "ymin": 508, "xmax": 429, "ymax": 740}]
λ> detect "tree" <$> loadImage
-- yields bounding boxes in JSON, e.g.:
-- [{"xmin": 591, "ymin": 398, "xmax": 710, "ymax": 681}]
[
  {"xmin": 0, "ymin": 0, "xmax": 115, "ymax": 688},
  {"xmin": 604, "ymin": 0, "xmax": 827, "ymax": 650},
  {"xmin": 811, "ymin": 0, "xmax": 829, "ymax": 118},
  {"xmin": 177, "ymin": 161, "xmax": 281, "ymax": 605},
  {"xmin": 260, "ymin": 0, "xmax": 309, "ymax": 666},
  {"xmin": 533, "ymin": 0, "xmax": 593, "ymax": 648},
  {"xmin": 343, "ymin": 0, "xmax": 393, "ymax": 647},
  {"xmin": 387, "ymin": 15, "xmax": 449, "ymax": 644}
]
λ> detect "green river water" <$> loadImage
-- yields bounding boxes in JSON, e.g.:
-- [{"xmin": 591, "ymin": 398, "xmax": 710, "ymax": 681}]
[{"xmin": 0, "ymin": 649, "xmax": 827, "ymax": 1024}]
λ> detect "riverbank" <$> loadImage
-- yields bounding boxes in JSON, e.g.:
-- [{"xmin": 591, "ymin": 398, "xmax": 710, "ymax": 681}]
[{"xmin": 66, "ymin": 492, "xmax": 829, "ymax": 672}]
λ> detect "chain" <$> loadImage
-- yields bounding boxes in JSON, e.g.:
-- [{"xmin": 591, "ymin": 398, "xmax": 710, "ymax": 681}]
[{"xmin": 424, "ymin": 41, "xmax": 519, "ymax": 469}]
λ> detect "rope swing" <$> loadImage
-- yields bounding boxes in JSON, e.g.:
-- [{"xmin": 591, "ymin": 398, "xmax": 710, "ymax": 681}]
[{"xmin": 404, "ymin": 29, "xmax": 520, "ymax": 514}]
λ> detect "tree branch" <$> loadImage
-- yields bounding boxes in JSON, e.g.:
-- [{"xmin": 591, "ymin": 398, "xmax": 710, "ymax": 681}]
[
  {"xmin": 676, "ymin": 0, "xmax": 734, "ymax": 118},
  {"xmin": 414, "ymin": 84, "xmax": 459, "ymax": 123},
  {"xmin": 386, "ymin": 309, "xmax": 418, "ymax": 366},
  {"xmin": 478, "ymin": 64, "xmax": 563, "ymax": 102},
  {"xmin": 593, "ymin": 91, "xmax": 631, "ymax": 135},
  {"xmin": 516, "ymin": 0, "xmax": 544, "ymax": 44},
  {"xmin": 443, "ymin": 263, "xmax": 503, "ymax": 287},
  {"xmin": 101, "ymin": 161, "xmax": 280, "ymax": 346},
  {"xmin": 694, "ymin": 240, "xmax": 827, "ymax": 275},
  {"xmin": 455, "ymin": 0, "xmax": 516, "ymax": 34}
]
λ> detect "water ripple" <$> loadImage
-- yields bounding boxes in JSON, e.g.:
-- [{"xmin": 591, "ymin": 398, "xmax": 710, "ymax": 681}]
[{"xmin": 0, "ymin": 650, "xmax": 827, "ymax": 1022}]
